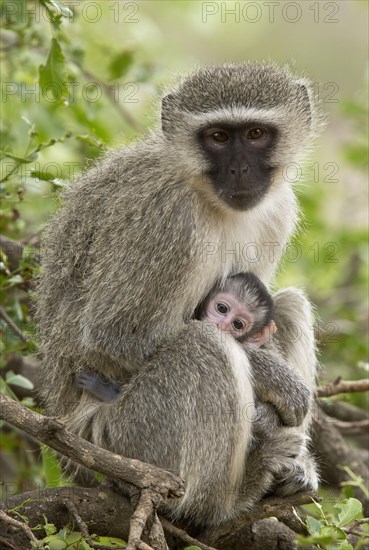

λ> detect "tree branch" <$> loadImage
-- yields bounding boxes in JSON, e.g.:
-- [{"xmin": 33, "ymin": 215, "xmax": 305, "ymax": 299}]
[
  {"xmin": 317, "ymin": 378, "xmax": 369, "ymax": 397},
  {"xmin": 0, "ymin": 393, "xmax": 184, "ymax": 499},
  {"xmin": 334, "ymin": 419, "xmax": 369, "ymax": 435},
  {"xmin": 0, "ymin": 393, "xmax": 184, "ymax": 549},
  {"xmin": 0, "ymin": 509, "xmax": 39, "ymax": 547},
  {"xmin": 2, "ymin": 486, "xmax": 317, "ymax": 550},
  {"xmin": 319, "ymin": 399, "xmax": 369, "ymax": 422},
  {"xmin": 2, "ymin": 375, "xmax": 369, "ymax": 549},
  {"xmin": 313, "ymin": 404, "xmax": 369, "ymax": 515}
]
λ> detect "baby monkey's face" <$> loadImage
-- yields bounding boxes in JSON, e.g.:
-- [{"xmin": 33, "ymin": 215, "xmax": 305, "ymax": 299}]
[{"xmin": 202, "ymin": 291, "xmax": 254, "ymax": 340}]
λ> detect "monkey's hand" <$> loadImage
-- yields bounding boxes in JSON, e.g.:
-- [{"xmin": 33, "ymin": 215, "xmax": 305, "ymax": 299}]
[
  {"xmin": 247, "ymin": 348, "xmax": 311, "ymax": 427},
  {"xmin": 247, "ymin": 320, "xmax": 277, "ymax": 348},
  {"xmin": 75, "ymin": 371, "xmax": 121, "ymax": 403}
]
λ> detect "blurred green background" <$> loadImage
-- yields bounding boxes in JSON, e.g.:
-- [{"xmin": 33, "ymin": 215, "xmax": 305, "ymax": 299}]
[{"xmin": 0, "ymin": 0, "xmax": 368, "ymax": 502}]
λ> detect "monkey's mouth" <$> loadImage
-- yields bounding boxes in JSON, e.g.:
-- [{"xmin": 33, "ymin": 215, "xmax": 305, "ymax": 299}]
[{"xmin": 221, "ymin": 188, "xmax": 268, "ymax": 210}]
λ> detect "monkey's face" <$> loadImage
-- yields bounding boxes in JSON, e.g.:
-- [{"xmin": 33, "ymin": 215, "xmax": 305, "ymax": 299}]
[
  {"xmin": 201, "ymin": 291, "xmax": 255, "ymax": 340},
  {"xmin": 198, "ymin": 123, "xmax": 278, "ymax": 211}
]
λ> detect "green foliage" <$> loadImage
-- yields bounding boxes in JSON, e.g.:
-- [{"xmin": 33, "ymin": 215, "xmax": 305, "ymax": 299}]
[
  {"xmin": 31, "ymin": 516, "xmax": 127, "ymax": 549},
  {"xmin": 297, "ymin": 498, "xmax": 366, "ymax": 549},
  {"xmin": 39, "ymin": 37, "xmax": 68, "ymax": 102},
  {"xmin": 40, "ymin": 445, "xmax": 64, "ymax": 487},
  {"xmin": 340, "ymin": 466, "xmax": 369, "ymax": 500},
  {"xmin": 0, "ymin": 0, "xmax": 154, "ymax": 492},
  {"xmin": 276, "ymin": 78, "xmax": 369, "ymax": 411}
]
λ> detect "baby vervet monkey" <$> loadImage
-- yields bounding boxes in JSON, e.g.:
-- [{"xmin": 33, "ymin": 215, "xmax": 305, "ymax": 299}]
[
  {"xmin": 76, "ymin": 272, "xmax": 277, "ymax": 402},
  {"xmin": 196, "ymin": 272, "xmax": 276, "ymax": 347}
]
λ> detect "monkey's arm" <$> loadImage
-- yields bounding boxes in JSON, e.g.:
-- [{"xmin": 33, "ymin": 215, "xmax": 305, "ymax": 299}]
[{"xmin": 246, "ymin": 348, "xmax": 311, "ymax": 427}]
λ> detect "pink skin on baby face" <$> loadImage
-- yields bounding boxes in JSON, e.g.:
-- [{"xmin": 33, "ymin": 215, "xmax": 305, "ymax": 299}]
[{"xmin": 202, "ymin": 291, "xmax": 276, "ymax": 347}]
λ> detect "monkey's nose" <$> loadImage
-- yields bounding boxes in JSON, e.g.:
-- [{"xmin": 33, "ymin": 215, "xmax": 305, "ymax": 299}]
[{"xmin": 230, "ymin": 165, "xmax": 249, "ymax": 176}]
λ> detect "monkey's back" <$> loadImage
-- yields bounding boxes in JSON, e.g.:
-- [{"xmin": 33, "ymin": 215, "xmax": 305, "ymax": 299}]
[{"xmin": 36, "ymin": 137, "xmax": 208, "ymax": 414}]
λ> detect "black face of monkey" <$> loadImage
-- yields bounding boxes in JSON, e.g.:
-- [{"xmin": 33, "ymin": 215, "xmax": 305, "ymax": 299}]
[{"xmin": 198, "ymin": 123, "xmax": 278, "ymax": 211}]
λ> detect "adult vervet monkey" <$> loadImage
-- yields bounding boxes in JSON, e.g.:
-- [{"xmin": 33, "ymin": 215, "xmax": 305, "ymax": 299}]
[{"xmin": 37, "ymin": 63, "xmax": 321, "ymax": 525}]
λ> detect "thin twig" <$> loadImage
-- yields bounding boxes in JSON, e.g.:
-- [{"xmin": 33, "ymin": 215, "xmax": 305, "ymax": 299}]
[
  {"xmin": 126, "ymin": 489, "xmax": 156, "ymax": 550},
  {"xmin": 344, "ymin": 517, "xmax": 369, "ymax": 537},
  {"xmin": 64, "ymin": 499, "xmax": 89, "ymax": 537},
  {"xmin": 79, "ymin": 67, "xmax": 144, "ymax": 132},
  {"xmin": 335, "ymin": 419, "xmax": 369, "ymax": 435},
  {"xmin": 319, "ymin": 400, "xmax": 369, "ymax": 422},
  {"xmin": 148, "ymin": 511, "xmax": 169, "ymax": 550},
  {"xmin": 0, "ymin": 536, "xmax": 16, "ymax": 549},
  {"xmin": 161, "ymin": 517, "xmax": 218, "ymax": 550},
  {"xmin": 345, "ymin": 529, "xmax": 369, "ymax": 538},
  {"xmin": 0, "ymin": 509, "xmax": 40, "ymax": 547},
  {"xmin": 317, "ymin": 378, "xmax": 369, "ymax": 397},
  {"xmin": 0, "ymin": 307, "xmax": 29, "ymax": 342},
  {"xmin": 64, "ymin": 498, "xmax": 126, "ymax": 549}
]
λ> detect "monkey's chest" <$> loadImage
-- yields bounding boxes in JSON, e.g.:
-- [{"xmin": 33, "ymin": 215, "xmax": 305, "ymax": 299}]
[{"xmin": 196, "ymin": 217, "xmax": 276, "ymax": 285}]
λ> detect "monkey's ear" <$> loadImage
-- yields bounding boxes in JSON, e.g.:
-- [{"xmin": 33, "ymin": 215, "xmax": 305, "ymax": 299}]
[
  {"xmin": 296, "ymin": 79, "xmax": 314, "ymax": 128},
  {"xmin": 161, "ymin": 93, "xmax": 176, "ymax": 135}
]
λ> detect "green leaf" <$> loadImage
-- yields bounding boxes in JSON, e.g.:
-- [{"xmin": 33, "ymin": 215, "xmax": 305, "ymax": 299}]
[
  {"xmin": 5, "ymin": 371, "xmax": 34, "ymax": 390},
  {"xmin": 94, "ymin": 536, "xmax": 127, "ymax": 547},
  {"xmin": 75, "ymin": 135, "xmax": 104, "ymax": 149},
  {"xmin": 43, "ymin": 535, "xmax": 67, "ymax": 549},
  {"xmin": 0, "ymin": 151, "xmax": 38, "ymax": 164},
  {"xmin": 39, "ymin": 38, "xmax": 67, "ymax": 102},
  {"xmin": 8, "ymin": 274, "xmax": 23, "ymax": 285},
  {"xmin": 65, "ymin": 531, "xmax": 83, "ymax": 545},
  {"xmin": 41, "ymin": 445, "xmax": 63, "ymax": 487},
  {"xmin": 30, "ymin": 170, "xmax": 59, "ymax": 182},
  {"xmin": 298, "ymin": 525, "xmax": 347, "ymax": 546},
  {"xmin": 108, "ymin": 51, "xmax": 134, "ymax": 80},
  {"xmin": 306, "ymin": 515, "xmax": 322, "ymax": 534},
  {"xmin": 335, "ymin": 498, "xmax": 363, "ymax": 527},
  {"xmin": 43, "ymin": 521, "xmax": 57, "ymax": 536},
  {"xmin": 320, "ymin": 525, "xmax": 346, "ymax": 542},
  {"xmin": 40, "ymin": 0, "xmax": 73, "ymax": 18}
]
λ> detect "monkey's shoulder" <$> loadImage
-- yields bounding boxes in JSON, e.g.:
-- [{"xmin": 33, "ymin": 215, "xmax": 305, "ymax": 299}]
[{"xmin": 72, "ymin": 138, "xmax": 180, "ymax": 193}]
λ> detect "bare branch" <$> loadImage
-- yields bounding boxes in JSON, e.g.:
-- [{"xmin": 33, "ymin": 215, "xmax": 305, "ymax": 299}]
[
  {"xmin": 317, "ymin": 378, "xmax": 369, "ymax": 397},
  {"xmin": 0, "ymin": 393, "xmax": 184, "ymax": 499},
  {"xmin": 319, "ymin": 399, "xmax": 369, "ymax": 422},
  {"xmin": 334, "ymin": 419, "xmax": 369, "ymax": 435},
  {"xmin": 0, "ymin": 509, "xmax": 40, "ymax": 547},
  {"xmin": 0, "ymin": 394, "xmax": 184, "ymax": 550},
  {"xmin": 202, "ymin": 492, "xmax": 317, "ymax": 546},
  {"xmin": 126, "ymin": 489, "xmax": 155, "ymax": 550},
  {"xmin": 160, "ymin": 517, "xmax": 218, "ymax": 550}
]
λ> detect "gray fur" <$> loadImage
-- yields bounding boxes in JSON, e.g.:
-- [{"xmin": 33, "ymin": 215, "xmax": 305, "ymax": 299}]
[{"xmin": 37, "ymin": 62, "xmax": 320, "ymax": 525}]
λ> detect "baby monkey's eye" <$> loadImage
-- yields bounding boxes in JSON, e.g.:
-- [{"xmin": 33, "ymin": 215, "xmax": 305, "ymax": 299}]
[
  {"xmin": 216, "ymin": 303, "xmax": 228, "ymax": 314},
  {"xmin": 232, "ymin": 319, "xmax": 245, "ymax": 331}
]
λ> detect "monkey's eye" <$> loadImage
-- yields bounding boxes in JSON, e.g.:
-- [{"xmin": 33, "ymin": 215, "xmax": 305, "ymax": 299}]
[
  {"xmin": 212, "ymin": 131, "xmax": 229, "ymax": 143},
  {"xmin": 216, "ymin": 303, "xmax": 228, "ymax": 314},
  {"xmin": 232, "ymin": 319, "xmax": 245, "ymax": 331},
  {"xmin": 246, "ymin": 128, "xmax": 265, "ymax": 140}
]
